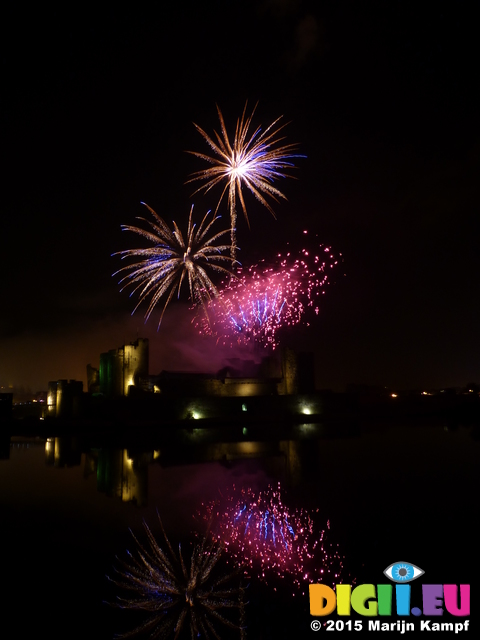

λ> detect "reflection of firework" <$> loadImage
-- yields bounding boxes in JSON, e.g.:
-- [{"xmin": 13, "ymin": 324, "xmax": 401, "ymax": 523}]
[
  {"xmin": 187, "ymin": 103, "xmax": 303, "ymax": 256},
  {"xmin": 113, "ymin": 203, "xmax": 235, "ymax": 327},
  {"xmin": 109, "ymin": 514, "xmax": 246, "ymax": 639},
  {"xmin": 196, "ymin": 234, "xmax": 342, "ymax": 348},
  {"xmin": 199, "ymin": 484, "xmax": 347, "ymax": 595}
]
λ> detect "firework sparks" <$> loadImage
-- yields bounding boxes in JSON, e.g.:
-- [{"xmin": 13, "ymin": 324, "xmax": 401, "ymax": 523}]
[
  {"xmin": 113, "ymin": 203, "xmax": 235, "ymax": 327},
  {"xmin": 109, "ymin": 514, "xmax": 246, "ymax": 639},
  {"xmin": 186, "ymin": 103, "xmax": 303, "ymax": 256},
  {"xmin": 199, "ymin": 484, "xmax": 348, "ymax": 595},
  {"xmin": 196, "ymin": 234, "xmax": 342, "ymax": 348}
]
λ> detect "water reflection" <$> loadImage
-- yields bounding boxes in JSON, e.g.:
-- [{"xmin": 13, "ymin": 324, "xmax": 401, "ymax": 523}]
[
  {"xmin": 45, "ymin": 436, "xmax": 81, "ymax": 467},
  {"xmin": 40, "ymin": 426, "xmax": 333, "ymax": 506},
  {"xmin": 0, "ymin": 433, "xmax": 10, "ymax": 460},
  {"xmin": 95, "ymin": 449, "xmax": 150, "ymax": 506},
  {"xmin": 1, "ymin": 423, "xmax": 477, "ymax": 639},
  {"xmin": 44, "ymin": 438, "xmax": 151, "ymax": 506},
  {"xmin": 199, "ymin": 483, "xmax": 348, "ymax": 594},
  {"xmin": 110, "ymin": 515, "xmax": 246, "ymax": 639}
]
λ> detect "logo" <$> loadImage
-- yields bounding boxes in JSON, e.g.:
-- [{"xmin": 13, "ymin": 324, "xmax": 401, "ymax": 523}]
[
  {"xmin": 309, "ymin": 561, "xmax": 470, "ymax": 633},
  {"xmin": 383, "ymin": 561, "xmax": 424, "ymax": 584}
]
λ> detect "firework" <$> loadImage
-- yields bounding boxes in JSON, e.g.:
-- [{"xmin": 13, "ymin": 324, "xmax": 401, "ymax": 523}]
[
  {"xmin": 186, "ymin": 103, "xmax": 303, "ymax": 256},
  {"xmin": 199, "ymin": 484, "xmax": 348, "ymax": 595},
  {"xmin": 109, "ymin": 514, "xmax": 246, "ymax": 639},
  {"xmin": 196, "ymin": 234, "xmax": 342, "ymax": 348},
  {"xmin": 113, "ymin": 203, "xmax": 235, "ymax": 327}
]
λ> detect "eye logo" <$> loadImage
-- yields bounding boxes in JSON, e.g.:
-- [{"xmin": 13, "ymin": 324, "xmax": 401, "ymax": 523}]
[{"xmin": 384, "ymin": 561, "xmax": 424, "ymax": 583}]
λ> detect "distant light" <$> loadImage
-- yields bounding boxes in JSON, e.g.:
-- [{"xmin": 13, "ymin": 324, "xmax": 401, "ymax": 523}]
[
  {"xmin": 242, "ymin": 427, "xmax": 248, "ymax": 436},
  {"xmin": 391, "ymin": 393, "xmax": 398, "ymax": 398},
  {"xmin": 241, "ymin": 403, "xmax": 247, "ymax": 412},
  {"xmin": 298, "ymin": 423, "xmax": 318, "ymax": 435}
]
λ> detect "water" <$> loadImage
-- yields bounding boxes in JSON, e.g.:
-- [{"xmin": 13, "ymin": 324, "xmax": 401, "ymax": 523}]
[{"xmin": 0, "ymin": 422, "xmax": 477, "ymax": 639}]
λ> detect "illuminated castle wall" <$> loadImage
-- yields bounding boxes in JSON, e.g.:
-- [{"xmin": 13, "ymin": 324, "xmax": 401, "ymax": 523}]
[
  {"xmin": 98, "ymin": 338, "xmax": 149, "ymax": 397},
  {"xmin": 153, "ymin": 347, "xmax": 313, "ymax": 398},
  {"xmin": 87, "ymin": 334, "xmax": 315, "ymax": 400},
  {"xmin": 47, "ymin": 379, "xmax": 83, "ymax": 418}
]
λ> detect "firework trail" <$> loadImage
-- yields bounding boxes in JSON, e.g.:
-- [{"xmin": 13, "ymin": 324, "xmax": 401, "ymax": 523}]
[
  {"xmin": 196, "ymin": 233, "xmax": 342, "ymax": 349},
  {"xmin": 198, "ymin": 484, "xmax": 348, "ymax": 596},
  {"xmin": 109, "ymin": 514, "xmax": 246, "ymax": 639},
  {"xmin": 113, "ymin": 203, "xmax": 235, "ymax": 328},
  {"xmin": 186, "ymin": 102, "xmax": 303, "ymax": 257}
]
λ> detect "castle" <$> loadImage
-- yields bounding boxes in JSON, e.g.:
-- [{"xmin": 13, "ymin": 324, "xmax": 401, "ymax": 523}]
[{"xmin": 46, "ymin": 338, "xmax": 319, "ymax": 422}]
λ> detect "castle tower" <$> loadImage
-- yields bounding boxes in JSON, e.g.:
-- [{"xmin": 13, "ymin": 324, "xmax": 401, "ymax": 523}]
[
  {"xmin": 278, "ymin": 347, "xmax": 315, "ymax": 395},
  {"xmin": 99, "ymin": 338, "xmax": 149, "ymax": 396},
  {"xmin": 122, "ymin": 338, "xmax": 149, "ymax": 396}
]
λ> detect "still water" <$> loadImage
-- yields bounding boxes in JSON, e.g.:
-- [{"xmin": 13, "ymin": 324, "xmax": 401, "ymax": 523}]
[{"xmin": 0, "ymin": 422, "xmax": 478, "ymax": 639}]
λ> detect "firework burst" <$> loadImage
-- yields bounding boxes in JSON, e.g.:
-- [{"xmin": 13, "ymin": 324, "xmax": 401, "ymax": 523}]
[
  {"xmin": 113, "ymin": 203, "xmax": 235, "ymax": 327},
  {"xmin": 186, "ymin": 103, "xmax": 303, "ymax": 256},
  {"xmin": 109, "ymin": 514, "xmax": 246, "ymax": 639},
  {"xmin": 199, "ymin": 484, "xmax": 348, "ymax": 595},
  {"xmin": 196, "ymin": 234, "xmax": 342, "ymax": 348}
]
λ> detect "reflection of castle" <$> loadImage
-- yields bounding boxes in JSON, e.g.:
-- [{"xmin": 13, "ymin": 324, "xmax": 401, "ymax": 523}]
[
  {"xmin": 43, "ymin": 437, "xmax": 150, "ymax": 505},
  {"xmin": 94, "ymin": 449, "xmax": 151, "ymax": 506},
  {"xmin": 40, "ymin": 432, "xmax": 327, "ymax": 510},
  {"xmin": 44, "ymin": 436, "xmax": 81, "ymax": 467}
]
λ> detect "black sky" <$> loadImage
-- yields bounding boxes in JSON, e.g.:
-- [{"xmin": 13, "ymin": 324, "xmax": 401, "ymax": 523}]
[{"xmin": 1, "ymin": 1, "xmax": 479, "ymax": 392}]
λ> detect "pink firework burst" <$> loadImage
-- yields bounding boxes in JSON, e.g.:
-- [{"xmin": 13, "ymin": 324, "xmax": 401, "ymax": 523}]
[
  {"xmin": 198, "ymin": 484, "xmax": 348, "ymax": 595},
  {"xmin": 196, "ymin": 233, "xmax": 342, "ymax": 348}
]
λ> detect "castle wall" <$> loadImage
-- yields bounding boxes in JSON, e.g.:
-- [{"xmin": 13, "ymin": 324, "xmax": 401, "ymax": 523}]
[
  {"xmin": 123, "ymin": 338, "xmax": 149, "ymax": 396},
  {"xmin": 47, "ymin": 380, "xmax": 83, "ymax": 418},
  {"xmin": 99, "ymin": 338, "xmax": 149, "ymax": 397}
]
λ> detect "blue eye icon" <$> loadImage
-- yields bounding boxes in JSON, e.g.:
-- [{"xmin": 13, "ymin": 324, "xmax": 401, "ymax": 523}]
[{"xmin": 384, "ymin": 561, "xmax": 424, "ymax": 583}]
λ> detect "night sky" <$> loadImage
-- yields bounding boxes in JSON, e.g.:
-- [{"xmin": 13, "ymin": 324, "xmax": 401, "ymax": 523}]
[{"xmin": 2, "ymin": 1, "xmax": 479, "ymax": 393}]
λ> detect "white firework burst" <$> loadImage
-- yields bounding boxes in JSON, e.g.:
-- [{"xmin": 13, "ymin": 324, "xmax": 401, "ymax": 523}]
[
  {"xmin": 187, "ymin": 103, "xmax": 303, "ymax": 256},
  {"xmin": 114, "ymin": 202, "xmax": 235, "ymax": 327}
]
